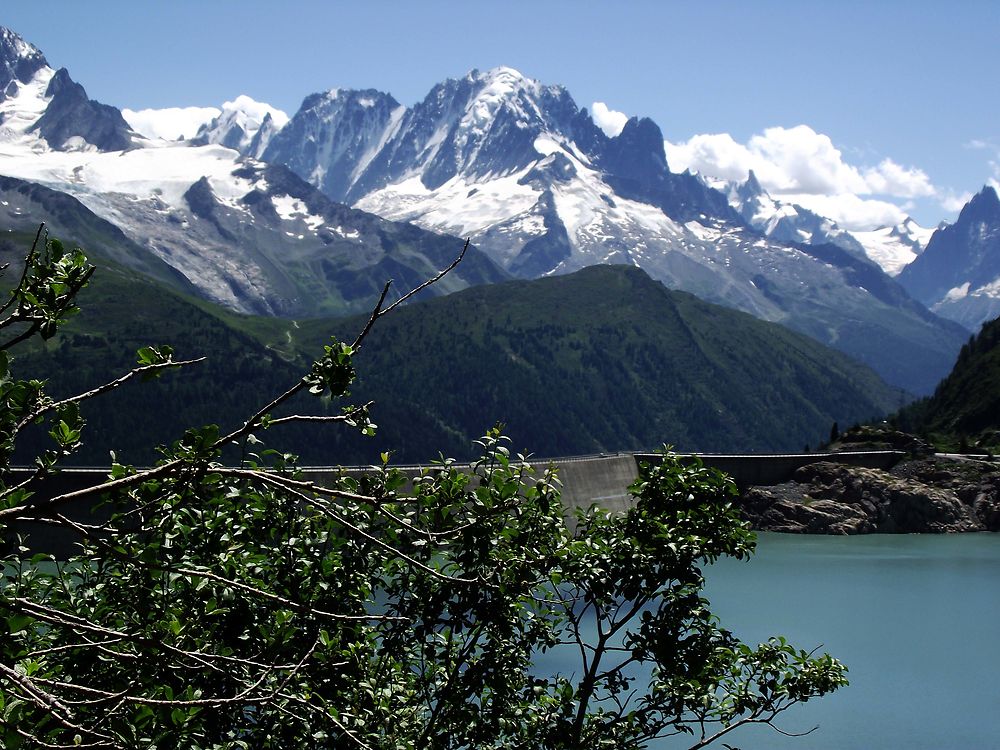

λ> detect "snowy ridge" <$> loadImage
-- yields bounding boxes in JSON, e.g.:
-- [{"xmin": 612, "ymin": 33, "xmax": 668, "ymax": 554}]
[
  {"xmin": 851, "ymin": 218, "xmax": 935, "ymax": 276},
  {"xmin": 0, "ymin": 64, "xmax": 55, "ymax": 142},
  {"xmin": 264, "ymin": 67, "xmax": 591, "ymax": 205},
  {"xmin": 193, "ymin": 95, "xmax": 289, "ymax": 156},
  {"xmin": 722, "ymin": 171, "xmax": 872, "ymax": 261}
]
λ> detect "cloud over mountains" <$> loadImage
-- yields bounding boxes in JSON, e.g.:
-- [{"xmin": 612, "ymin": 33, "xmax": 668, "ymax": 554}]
[{"xmin": 592, "ymin": 100, "xmax": 948, "ymax": 231}]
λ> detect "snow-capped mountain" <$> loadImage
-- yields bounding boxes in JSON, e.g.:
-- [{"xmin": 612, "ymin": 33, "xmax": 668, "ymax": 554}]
[
  {"xmin": 722, "ymin": 170, "xmax": 936, "ymax": 276},
  {"xmin": 723, "ymin": 170, "xmax": 869, "ymax": 258},
  {"xmin": 0, "ymin": 27, "xmax": 133, "ymax": 152},
  {"xmin": 851, "ymin": 218, "xmax": 936, "ymax": 277},
  {"xmin": 897, "ymin": 186, "xmax": 1000, "ymax": 331},
  {"xmin": 192, "ymin": 95, "xmax": 289, "ymax": 157},
  {"xmin": 0, "ymin": 27, "xmax": 503, "ymax": 316},
  {"xmin": 262, "ymin": 87, "xmax": 405, "ymax": 201},
  {"xmin": 249, "ymin": 66, "xmax": 965, "ymax": 395}
]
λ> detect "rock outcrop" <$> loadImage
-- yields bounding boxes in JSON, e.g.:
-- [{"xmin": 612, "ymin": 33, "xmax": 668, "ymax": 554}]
[{"xmin": 742, "ymin": 457, "xmax": 1000, "ymax": 534}]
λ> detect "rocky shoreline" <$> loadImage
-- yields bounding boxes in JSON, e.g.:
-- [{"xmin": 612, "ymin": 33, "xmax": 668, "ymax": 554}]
[{"xmin": 741, "ymin": 455, "xmax": 1000, "ymax": 534}]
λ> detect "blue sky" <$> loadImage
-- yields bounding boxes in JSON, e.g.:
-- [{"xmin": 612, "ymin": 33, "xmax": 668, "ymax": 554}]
[{"xmin": 3, "ymin": 1, "xmax": 998, "ymax": 228}]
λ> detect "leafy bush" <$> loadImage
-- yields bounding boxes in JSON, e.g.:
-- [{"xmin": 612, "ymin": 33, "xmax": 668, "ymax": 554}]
[{"xmin": 0, "ymin": 228, "xmax": 846, "ymax": 749}]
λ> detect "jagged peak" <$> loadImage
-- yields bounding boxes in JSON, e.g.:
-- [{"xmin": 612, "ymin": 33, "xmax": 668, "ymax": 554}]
[
  {"xmin": 611, "ymin": 116, "xmax": 668, "ymax": 167},
  {"xmin": 970, "ymin": 184, "xmax": 1000, "ymax": 208},
  {"xmin": 299, "ymin": 86, "xmax": 399, "ymax": 112},
  {"xmin": 0, "ymin": 26, "xmax": 46, "ymax": 65},
  {"xmin": 734, "ymin": 169, "xmax": 766, "ymax": 202},
  {"xmin": 193, "ymin": 95, "xmax": 289, "ymax": 152},
  {"xmin": 956, "ymin": 184, "xmax": 1000, "ymax": 224},
  {"xmin": 0, "ymin": 26, "xmax": 50, "ymax": 91},
  {"xmin": 217, "ymin": 95, "xmax": 288, "ymax": 128}
]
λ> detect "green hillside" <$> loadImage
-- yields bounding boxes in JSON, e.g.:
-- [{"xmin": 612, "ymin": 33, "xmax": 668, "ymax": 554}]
[
  {"xmin": 302, "ymin": 265, "xmax": 905, "ymax": 463},
  {"xmin": 895, "ymin": 316, "xmax": 1000, "ymax": 451}
]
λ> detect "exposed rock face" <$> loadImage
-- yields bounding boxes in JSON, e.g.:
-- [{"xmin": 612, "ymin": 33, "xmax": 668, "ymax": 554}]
[
  {"xmin": 31, "ymin": 67, "xmax": 134, "ymax": 151},
  {"xmin": 743, "ymin": 458, "xmax": 1000, "ymax": 534}
]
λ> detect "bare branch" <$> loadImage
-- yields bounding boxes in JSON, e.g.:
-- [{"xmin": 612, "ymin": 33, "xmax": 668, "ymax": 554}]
[
  {"xmin": 380, "ymin": 239, "xmax": 469, "ymax": 318},
  {"xmin": 351, "ymin": 280, "xmax": 393, "ymax": 350}
]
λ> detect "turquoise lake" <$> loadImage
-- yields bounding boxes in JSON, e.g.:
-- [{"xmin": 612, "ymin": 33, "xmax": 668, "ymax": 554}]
[
  {"xmin": 539, "ymin": 531, "xmax": 1000, "ymax": 749},
  {"xmin": 697, "ymin": 532, "xmax": 1000, "ymax": 750}
]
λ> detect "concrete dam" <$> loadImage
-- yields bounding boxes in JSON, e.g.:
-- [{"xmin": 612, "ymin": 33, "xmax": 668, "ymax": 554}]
[
  {"xmin": 5, "ymin": 451, "xmax": 903, "ymax": 557},
  {"xmin": 320, "ymin": 449, "xmax": 904, "ymax": 512}
]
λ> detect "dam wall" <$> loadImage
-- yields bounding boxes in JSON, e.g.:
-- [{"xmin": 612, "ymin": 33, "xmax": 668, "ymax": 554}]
[{"xmin": 4, "ymin": 450, "xmax": 904, "ymax": 557}]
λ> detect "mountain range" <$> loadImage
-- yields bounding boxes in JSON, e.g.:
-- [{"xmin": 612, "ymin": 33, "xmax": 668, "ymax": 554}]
[
  {"xmin": 0, "ymin": 28, "xmax": 504, "ymax": 316},
  {"xmin": 199, "ymin": 67, "xmax": 973, "ymax": 394},
  {"xmin": 0, "ymin": 25, "xmax": 992, "ymax": 398},
  {"xmin": 721, "ymin": 169, "xmax": 937, "ymax": 276}
]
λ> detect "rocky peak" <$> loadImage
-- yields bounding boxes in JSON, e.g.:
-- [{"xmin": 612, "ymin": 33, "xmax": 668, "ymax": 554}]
[
  {"xmin": 736, "ymin": 169, "xmax": 765, "ymax": 203},
  {"xmin": 0, "ymin": 27, "xmax": 48, "ymax": 96},
  {"xmin": 245, "ymin": 111, "xmax": 282, "ymax": 158},
  {"xmin": 896, "ymin": 185, "xmax": 1000, "ymax": 316},
  {"xmin": 261, "ymin": 87, "xmax": 401, "ymax": 202},
  {"xmin": 958, "ymin": 185, "xmax": 1000, "ymax": 225},
  {"xmin": 30, "ymin": 67, "xmax": 133, "ymax": 151},
  {"xmin": 599, "ymin": 116, "xmax": 670, "ymax": 191},
  {"xmin": 192, "ymin": 95, "xmax": 288, "ymax": 154}
]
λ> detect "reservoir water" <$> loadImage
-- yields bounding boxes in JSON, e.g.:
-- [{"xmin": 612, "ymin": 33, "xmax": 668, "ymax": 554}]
[
  {"xmin": 539, "ymin": 532, "xmax": 1000, "ymax": 749},
  {"xmin": 697, "ymin": 532, "xmax": 1000, "ymax": 750}
]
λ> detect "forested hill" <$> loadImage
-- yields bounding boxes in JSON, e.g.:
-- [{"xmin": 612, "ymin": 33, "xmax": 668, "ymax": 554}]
[
  {"xmin": 6, "ymin": 230, "xmax": 903, "ymax": 465},
  {"xmin": 307, "ymin": 264, "xmax": 905, "ymax": 463},
  {"xmin": 896, "ymin": 316, "xmax": 1000, "ymax": 450}
]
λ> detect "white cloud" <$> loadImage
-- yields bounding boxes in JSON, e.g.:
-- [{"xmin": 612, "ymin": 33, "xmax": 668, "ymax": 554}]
[
  {"xmin": 123, "ymin": 106, "xmax": 221, "ymax": 141},
  {"xmin": 664, "ymin": 132, "xmax": 761, "ymax": 182},
  {"xmin": 941, "ymin": 190, "xmax": 974, "ymax": 212},
  {"xmin": 591, "ymin": 101, "xmax": 628, "ymax": 138},
  {"xmin": 862, "ymin": 158, "xmax": 935, "ymax": 198},
  {"xmin": 780, "ymin": 193, "xmax": 908, "ymax": 232},
  {"xmin": 665, "ymin": 125, "xmax": 939, "ymax": 230},
  {"xmin": 747, "ymin": 126, "xmax": 870, "ymax": 195},
  {"xmin": 667, "ymin": 125, "xmax": 934, "ymax": 199}
]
